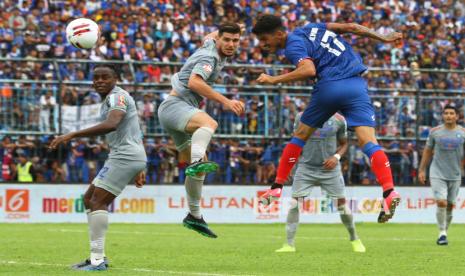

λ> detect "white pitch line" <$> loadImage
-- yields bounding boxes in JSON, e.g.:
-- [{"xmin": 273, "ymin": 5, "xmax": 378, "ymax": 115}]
[
  {"xmin": 0, "ymin": 260, "xmax": 255, "ymax": 276},
  {"xmin": 47, "ymin": 228, "xmax": 459, "ymax": 242}
]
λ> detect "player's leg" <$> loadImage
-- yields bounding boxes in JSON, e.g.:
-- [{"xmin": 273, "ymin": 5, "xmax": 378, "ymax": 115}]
[
  {"xmin": 339, "ymin": 76, "xmax": 400, "ymax": 222},
  {"xmin": 158, "ymin": 97, "xmax": 219, "ymax": 176},
  {"xmin": 261, "ymin": 89, "xmax": 335, "ymax": 205},
  {"xmin": 354, "ymin": 128, "xmax": 400, "ymax": 222},
  {"xmin": 71, "ymin": 184, "xmax": 109, "ymax": 269},
  {"xmin": 276, "ymin": 168, "xmax": 314, "ymax": 253},
  {"xmin": 73, "ymin": 159, "xmax": 146, "ymax": 271},
  {"xmin": 446, "ymin": 202, "xmax": 453, "ymax": 231},
  {"xmin": 446, "ymin": 179, "xmax": 460, "ymax": 231},
  {"xmin": 176, "ymin": 137, "xmax": 217, "ymax": 238},
  {"xmin": 430, "ymin": 178, "xmax": 448, "ymax": 245},
  {"xmin": 323, "ymin": 175, "xmax": 365, "ymax": 252},
  {"xmin": 184, "ymin": 111, "xmax": 219, "ymax": 176},
  {"xmin": 275, "ymin": 197, "xmax": 301, "ymax": 253}
]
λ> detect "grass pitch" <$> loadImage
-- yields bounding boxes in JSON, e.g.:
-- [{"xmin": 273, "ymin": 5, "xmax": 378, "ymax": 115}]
[{"xmin": 1, "ymin": 223, "xmax": 464, "ymax": 275}]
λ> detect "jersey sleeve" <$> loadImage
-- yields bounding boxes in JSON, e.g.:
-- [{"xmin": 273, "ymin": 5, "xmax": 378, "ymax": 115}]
[
  {"xmin": 426, "ymin": 130, "xmax": 435, "ymax": 149},
  {"xmin": 191, "ymin": 56, "xmax": 217, "ymax": 81},
  {"xmin": 108, "ymin": 93, "xmax": 129, "ymax": 113},
  {"xmin": 285, "ymin": 36, "xmax": 311, "ymax": 66}
]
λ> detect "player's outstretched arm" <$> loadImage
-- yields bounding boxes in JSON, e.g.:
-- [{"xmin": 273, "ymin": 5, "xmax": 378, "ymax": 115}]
[
  {"xmin": 418, "ymin": 147, "xmax": 433, "ymax": 184},
  {"xmin": 49, "ymin": 110, "xmax": 125, "ymax": 150},
  {"xmin": 188, "ymin": 74, "xmax": 245, "ymax": 116},
  {"xmin": 327, "ymin": 23, "xmax": 402, "ymax": 43},
  {"xmin": 256, "ymin": 59, "xmax": 316, "ymax": 85}
]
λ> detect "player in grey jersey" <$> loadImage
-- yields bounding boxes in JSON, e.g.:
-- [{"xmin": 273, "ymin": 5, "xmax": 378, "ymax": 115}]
[
  {"xmin": 50, "ymin": 65, "xmax": 147, "ymax": 271},
  {"xmin": 275, "ymin": 113, "xmax": 365, "ymax": 253},
  {"xmin": 158, "ymin": 23, "xmax": 245, "ymax": 238},
  {"xmin": 419, "ymin": 105, "xmax": 465, "ymax": 246}
]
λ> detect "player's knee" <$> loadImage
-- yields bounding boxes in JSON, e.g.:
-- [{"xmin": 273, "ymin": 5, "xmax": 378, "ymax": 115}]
[
  {"xmin": 337, "ymin": 198, "xmax": 346, "ymax": 207},
  {"xmin": 289, "ymin": 197, "xmax": 301, "ymax": 211},
  {"xmin": 293, "ymin": 129, "xmax": 310, "ymax": 141},
  {"xmin": 361, "ymin": 141, "xmax": 382, "ymax": 158},
  {"xmin": 447, "ymin": 202, "xmax": 455, "ymax": 211},
  {"xmin": 89, "ymin": 198, "xmax": 107, "ymax": 211},
  {"xmin": 204, "ymin": 119, "xmax": 218, "ymax": 131},
  {"xmin": 437, "ymin": 200, "xmax": 448, "ymax": 208}
]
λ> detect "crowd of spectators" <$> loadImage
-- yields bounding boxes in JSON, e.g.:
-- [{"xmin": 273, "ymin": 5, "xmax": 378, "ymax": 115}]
[
  {"xmin": 0, "ymin": 0, "xmax": 464, "ymax": 185},
  {"xmin": 0, "ymin": 134, "xmax": 423, "ymax": 185}
]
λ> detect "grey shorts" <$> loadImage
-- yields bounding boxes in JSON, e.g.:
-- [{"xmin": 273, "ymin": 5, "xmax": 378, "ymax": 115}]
[
  {"xmin": 430, "ymin": 178, "xmax": 461, "ymax": 204},
  {"xmin": 158, "ymin": 95, "xmax": 203, "ymax": 151},
  {"xmin": 92, "ymin": 158, "xmax": 146, "ymax": 196},
  {"xmin": 292, "ymin": 167, "xmax": 345, "ymax": 199}
]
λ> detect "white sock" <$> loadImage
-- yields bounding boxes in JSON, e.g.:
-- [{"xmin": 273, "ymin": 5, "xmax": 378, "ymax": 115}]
[
  {"xmin": 338, "ymin": 204, "xmax": 358, "ymax": 241},
  {"xmin": 185, "ymin": 174, "xmax": 205, "ymax": 219},
  {"xmin": 190, "ymin": 127, "xmax": 214, "ymax": 163},
  {"xmin": 286, "ymin": 198, "xmax": 300, "ymax": 246},
  {"xmin": 89, "ymin": 210, "xmax": 108, "ymax": 266},
  {"xmin": 436, "ymin": 207, "xmax": 447, "ymax": 237}
]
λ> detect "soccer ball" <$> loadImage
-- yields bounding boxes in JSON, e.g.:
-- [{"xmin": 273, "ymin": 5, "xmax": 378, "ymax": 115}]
[{"xmin": 66, "ymin": 18, "xmax": 100, "ymax": 49}]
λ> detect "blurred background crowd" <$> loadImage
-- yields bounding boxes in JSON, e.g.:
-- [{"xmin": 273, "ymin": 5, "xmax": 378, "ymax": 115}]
[{"xmin": 0, "ymin": 0, "xmax": 464, "ymax": 185}]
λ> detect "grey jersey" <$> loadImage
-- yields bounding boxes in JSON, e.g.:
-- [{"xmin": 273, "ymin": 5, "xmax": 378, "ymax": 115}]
[
  {"xmin": 426, "ymin": 124, "xmax": 465, "ymax": 180},
  {"xmin": 171, "ymin": 38, "xmax": 226, "ymax": 107},
  {"xmin": 294, "ymin": 113, "xmax": 347, "ymax": 177},
  {"xmin": 100, "ymin": 86, "xmax": 147, "ymax": 162}
]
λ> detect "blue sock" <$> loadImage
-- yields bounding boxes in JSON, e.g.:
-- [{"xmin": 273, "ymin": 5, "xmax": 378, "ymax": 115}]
[
  {"xmin": 362, "ymin": 142, "xmax": 382, "ymax": 158},
  {"xmin": 290, "ymin": 137, "xmax": 305, "ymax": 148}
]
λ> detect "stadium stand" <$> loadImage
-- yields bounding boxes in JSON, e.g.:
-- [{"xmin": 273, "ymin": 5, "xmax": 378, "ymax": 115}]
[{"xmin": 0, "ymin": 0, "xmax": 464, "ymax": 185}]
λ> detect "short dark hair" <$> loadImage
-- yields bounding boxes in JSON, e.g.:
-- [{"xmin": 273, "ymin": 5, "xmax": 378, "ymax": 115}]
[
  {"xmin": 93, "ymin": 64, "xmax": 119, "ymax": 78},
  {"xmin": 252, "ymin": 15, "xmax": 285, "ymax": 35},
  {"xmin": 443, "ymin": 104, "xmax": 458, "ymax": 114},
  {"xmin": 218, "ymin": 22, "xmax": 241, "ymax": 36}
]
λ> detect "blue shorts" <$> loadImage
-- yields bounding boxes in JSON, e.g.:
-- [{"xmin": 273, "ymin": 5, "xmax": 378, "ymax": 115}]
[{"xmin": 301, "ymin": 76, "xmax": 375, "ymax": 129}]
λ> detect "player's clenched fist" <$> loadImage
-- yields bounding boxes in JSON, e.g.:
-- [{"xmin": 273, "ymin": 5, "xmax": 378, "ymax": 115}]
[
  {"xmin": 383, "ymin": 32, "xmax": 403, "ymax": 43},
  {"xmin": 257, "ymin": 73, "xmax": 276, "ymax": 85},
  {"xmin": 224, "ymin": 99, "xmax": 245, "ymax": 116}
]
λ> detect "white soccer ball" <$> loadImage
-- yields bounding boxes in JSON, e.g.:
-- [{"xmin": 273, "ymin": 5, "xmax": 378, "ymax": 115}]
[{"xmin": 66, "ymin": 18, "xmax": 100, "ymax": 49}]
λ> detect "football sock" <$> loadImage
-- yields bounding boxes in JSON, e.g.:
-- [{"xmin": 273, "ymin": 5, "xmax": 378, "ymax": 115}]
[
  {"xmin": 185, "ymin": 174, "xmax": 205, "ymax": 219},
  {"xmin": 89, "ymin": 210, "xmax": 108, "ymax": 266},
  {"xmin": 338, "ymin": 204, "xmax": 358, "ymax": 241},
  {"xmin": 191, "ymin": 127, "xmax": 215, "ymax": 163},
  {"xmin": 436, "ymin": 206, "xmax": 447, "ymax": 236},
  {"xmin": 286, "ymin": 198, "xmax": 300, "ymax": 246},
  {"xmin": 362, "ymin": 142, "xmax": 394, "ymax": 193},
  {"xmin": 446, "ymin": 209, "xmax": 453, "ymax": 231},
  {"xmin": 275, "ymin": 137, "xmax": 305, "ymax": 184}
]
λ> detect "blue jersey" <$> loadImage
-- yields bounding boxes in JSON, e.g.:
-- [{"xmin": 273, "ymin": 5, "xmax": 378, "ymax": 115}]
[{"xmin": 285, "ymin": 23, "xmax": 367, "ymax": 83}]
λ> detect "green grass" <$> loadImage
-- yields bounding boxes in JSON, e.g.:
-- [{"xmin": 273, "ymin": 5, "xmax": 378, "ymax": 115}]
[{"xmin": 1, "ymin": 223, "xmax": 465, "ymax": 275}]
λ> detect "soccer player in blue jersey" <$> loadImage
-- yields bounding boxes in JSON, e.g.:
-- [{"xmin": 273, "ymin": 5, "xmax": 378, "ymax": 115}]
[{"xmin": 253, "ymin": 15, "xmax": 402, "ymax": 223}]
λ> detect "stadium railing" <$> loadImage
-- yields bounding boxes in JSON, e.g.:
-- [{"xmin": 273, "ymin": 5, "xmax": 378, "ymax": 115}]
[{"xmin": 1, "ymin": 58, "xmax": 464, "ymax": 185}]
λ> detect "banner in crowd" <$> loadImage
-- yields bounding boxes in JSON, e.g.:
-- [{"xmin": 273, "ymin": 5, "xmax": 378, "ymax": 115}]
[
  {"xmin": 1, "ymin": 185, "xmax": 465, "ymax": 223},
  {"xmin": 61, "ymin": 104, "xmax": 101, "ymax": 133}
]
